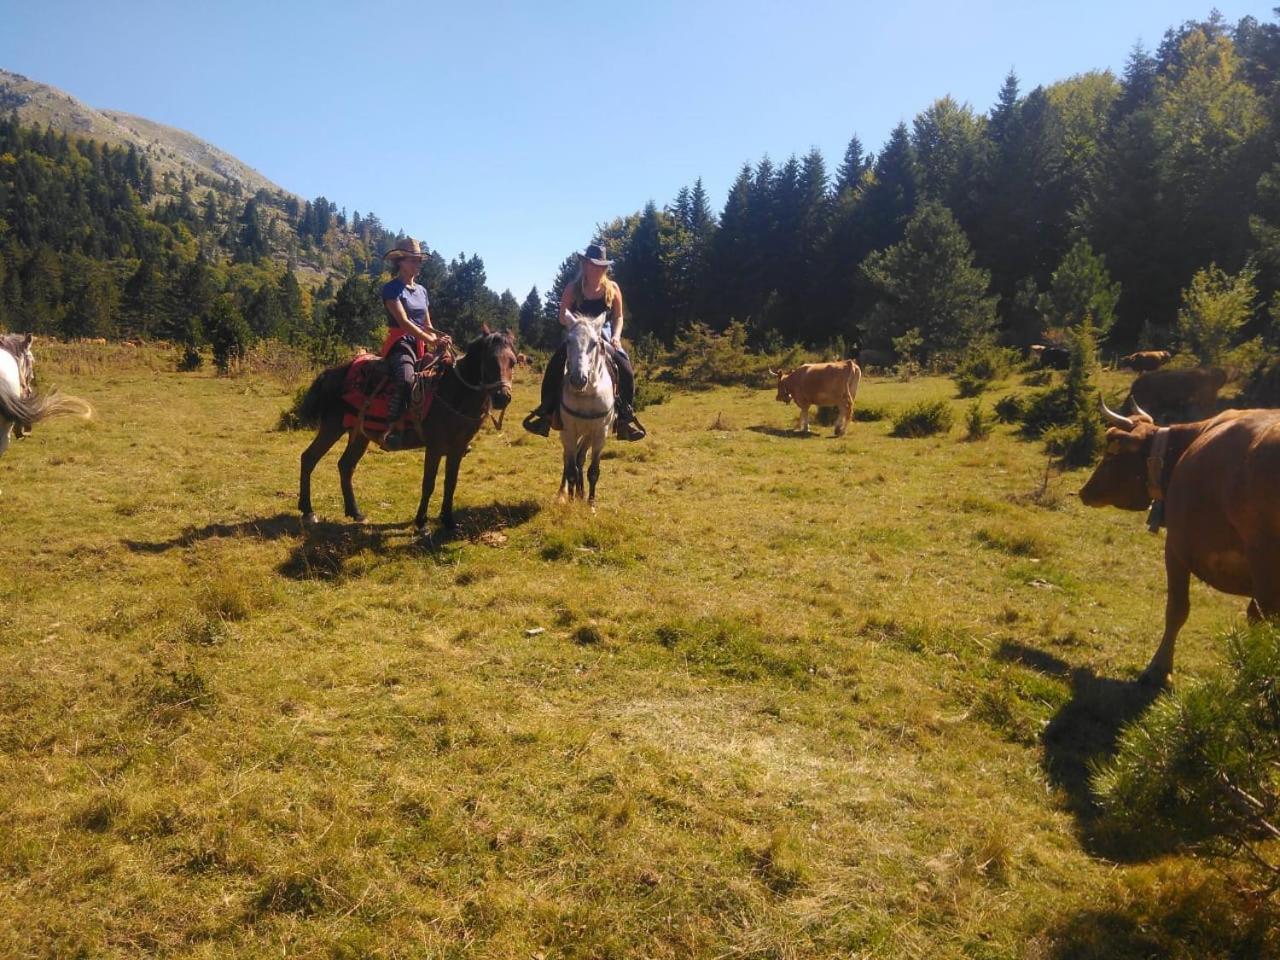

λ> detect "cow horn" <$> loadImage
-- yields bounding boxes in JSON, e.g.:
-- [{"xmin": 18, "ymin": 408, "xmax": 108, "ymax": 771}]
[
  {"xmin": 1098, "ymin": 394, "xmax": 1134, "ymax": 429},
  {"xmin": 1130, "ymin": 397, "xmax": 1152, "ymax": 420}
]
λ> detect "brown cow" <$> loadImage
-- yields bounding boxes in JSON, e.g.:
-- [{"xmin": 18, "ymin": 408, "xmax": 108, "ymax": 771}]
[
  {"xmin": 1129, "ymin": 366, "xmax": 1226, "ymax": 422},
  {"xmin": 1119, "ymin": 350, "xmax": 1172, "ymax": 372},
  {"xmin": 1080, "ymin": 397, "xmax": 1280, "ymax": 684},
  {"xmin": 772, "ymin": 360, "xmax": 861, "ymax": 436}
]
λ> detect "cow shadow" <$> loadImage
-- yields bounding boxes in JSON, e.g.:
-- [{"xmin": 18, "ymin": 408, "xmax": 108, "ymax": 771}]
[
  {"xmin": 996, "ymin": 640, "xmax": 1163, "ymax": 860},
  {"xmin": 747, "ymin": 425, "xmax": 819, "ymax": 439}
]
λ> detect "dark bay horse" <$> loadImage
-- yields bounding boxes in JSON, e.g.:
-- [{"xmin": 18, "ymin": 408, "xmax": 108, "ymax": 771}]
[{"xmin": 297, "ymin": 328, "xmax": 516, "ymax": 538}]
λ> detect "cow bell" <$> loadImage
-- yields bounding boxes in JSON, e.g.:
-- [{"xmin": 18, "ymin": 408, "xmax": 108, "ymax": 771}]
[{"xmin": 1146, "ymin": 500, "xmax": 1166, "ymax": 534}]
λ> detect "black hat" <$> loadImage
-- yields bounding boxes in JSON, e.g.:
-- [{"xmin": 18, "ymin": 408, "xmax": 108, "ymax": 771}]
[{"xmin": 580, "ymin": 243, "xmax": 613, "ymax": 267}]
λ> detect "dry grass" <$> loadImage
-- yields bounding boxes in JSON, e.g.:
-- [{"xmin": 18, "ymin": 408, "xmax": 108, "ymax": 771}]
[{"xmin": 0, "ymin": 350, "xmax": 1273, "ymax": 957}]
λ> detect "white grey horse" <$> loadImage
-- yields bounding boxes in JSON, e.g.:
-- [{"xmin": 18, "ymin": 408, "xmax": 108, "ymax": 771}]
[
  {"xmin": 0, "ymin": 333, "xmax": 91, "ymax": 457},
  {"xmin": 558, "ymin": 312, "xmax": 615, "ymax": 507}
]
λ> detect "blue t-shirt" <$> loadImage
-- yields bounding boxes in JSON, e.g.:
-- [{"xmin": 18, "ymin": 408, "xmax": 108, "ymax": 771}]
[{"xmin": 381, "ymin": 278, "xmax": 430, "ymax": 329}]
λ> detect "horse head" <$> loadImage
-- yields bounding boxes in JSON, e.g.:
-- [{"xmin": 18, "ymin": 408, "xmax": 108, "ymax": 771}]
[
  {"xmin": 464, "ymin": 324, "xmax": 517, "ymax": 409},
  {"xmin": 564, "ymin": 312, "xmax": 608, "ymax": 393}
]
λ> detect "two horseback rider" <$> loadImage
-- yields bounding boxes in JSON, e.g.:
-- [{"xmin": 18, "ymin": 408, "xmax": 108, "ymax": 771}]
[
  {"xmin": 522, "ymin": 243, "xmax": 646, "ymax": 442},
  {"xmin": 379, "ymin": 238, "xmax": 449, "ymax": 450}
]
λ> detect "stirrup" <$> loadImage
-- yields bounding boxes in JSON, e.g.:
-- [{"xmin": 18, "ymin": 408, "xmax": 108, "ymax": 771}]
[
  {"xmin": 617, "ymin": 415, "xmax": 646, "ymax": 442},
  {"xmin": 522, "ymin": 410, "xmax": 551, "ymax": 437}
]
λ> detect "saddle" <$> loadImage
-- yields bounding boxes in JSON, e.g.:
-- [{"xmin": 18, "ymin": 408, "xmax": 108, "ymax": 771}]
[{"xmin": 341, "ymin": 350, "xmax": 449, "ymax": 440}]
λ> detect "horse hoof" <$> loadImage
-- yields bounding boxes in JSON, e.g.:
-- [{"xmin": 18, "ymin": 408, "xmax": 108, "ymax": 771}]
[
  {"xmin": 1137, "ymin": 667, "xmax": 1171, "ymax": 689},
  {"xmin": 302, "ymin": 512, "xmax": 319, "ymax": 527},
  {"xmin": 347, "ymin": 512, "xmax": 367, "ymax": 524}
]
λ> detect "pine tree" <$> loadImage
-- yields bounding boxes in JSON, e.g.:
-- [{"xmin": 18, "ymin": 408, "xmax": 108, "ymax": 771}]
[
  {"xmin": 835, "ymin": 134, "xmax": 870, "ymax": 194},
  {"xmin": 860, "ymin": 202, "xmax": 996, "ymax": 357},
  {"xmin": 208, "ymin": 293, "xmax": 251, "ymax": 372},
  {"xmin": 518, "ymin": 285, "xmax": 542, "ymax": 344},
  {"xmin": 1039, "ymin": 240, "xmax": 1122, "ymax": 338}
]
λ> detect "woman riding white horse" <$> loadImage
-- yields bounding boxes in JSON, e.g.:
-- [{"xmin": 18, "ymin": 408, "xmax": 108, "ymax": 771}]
[
  {"xmin": 523, "ymin": 243, "xmax": 645, "ymax": 441},
  {"xmin": 557, "ymin": 312, "xmax": 615, "ymax": 506}
]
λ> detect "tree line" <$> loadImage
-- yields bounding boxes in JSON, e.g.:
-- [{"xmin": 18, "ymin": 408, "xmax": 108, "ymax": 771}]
[
  {"xmin": 521, "ymin": 11, "xmax": 1280, "ymax": 364},
  {"xmin": 0, "ymin": 113, "xmax": 519, "ymax": 366}
]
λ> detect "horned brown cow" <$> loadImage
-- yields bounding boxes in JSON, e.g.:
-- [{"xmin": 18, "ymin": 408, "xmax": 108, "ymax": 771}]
[
  {"xmin": 1080, "ymin": 397, "xmax": 1280, "ymax": 685},
  {"xmin": 1129, "ymin": 366, "xmax": 1226, "ymax": 422},
  {"xmin": 772, "ymin": 360, "xmax": 861, "ymax": 436},
  {"xmin": 1119, "ymin": 350, "xmax": 1172, "ymax": 372}
]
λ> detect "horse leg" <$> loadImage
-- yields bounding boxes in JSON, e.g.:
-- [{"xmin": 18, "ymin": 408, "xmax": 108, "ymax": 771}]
[
  {"xmin": 558, "ymin": 432, "xmax": 575, "ymax": 504},
  {"xmin": 337, "ymin": 432, "xmax": 371, "ymax": 522},
  {"xmin": 299, "ymin": 415, "xmax": 344, "ymax": 523},
  {"xmin": 575, "ymin": 444, "xmax": 588, "ymax": 500},
  {"xmin": 0, "ymin": 421, "xmax": 10, "ymax": 458},
  {"xmin": 414, "ymin": 449, "xmax": 442, "ymax": 537},
  {"xmin": 587, "ymin": 434, "xmax": 604, "ymax": 509},
  {"xmin": 439, "ymin": 451, "xmax": 463, "ymax": 532}
]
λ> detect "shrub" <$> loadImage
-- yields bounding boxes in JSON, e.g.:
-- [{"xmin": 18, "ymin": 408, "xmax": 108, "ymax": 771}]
[
  {"xmin": 1016, "ymin": 385, "xmax": 1073, "ymax": 436},
  {"xmin": 1093, "ymin": 625, "xmax": 1280, "ymax": 888},
  {"xmin": 1178, "ymin": 264, "xmax": 1257, "ymax": 367},
  {"xmin": 964, "ymin": 401, "xmax": 993, "ymax": 440},
  {"xmin": 277, "ymin": 384, "xmax": 311, "ymax": 431},
  {"xmin": 953, "ymin": 342, "xmax": 1018, "ymax": 397},
  {"xmin": 633, "ymin": 375, "xmax": 670, "ymax": 412},
  {"xmin": 994, "ymin": 393, "xmax": 1026, "ymax": 423},
  {"xmin": 667, "ymin": 322, "xmax": 768, "ymax": 387},
  {"xmin": 178, "ymin": 345, "xmax": 204, "ymax": 371},
  {"xmin": 891, "ymin": 399, "xmax": 954, "ymax": 438},
  {"xmin": 853, "ymin": 404, "xmax": 887, "ymax": 422}
]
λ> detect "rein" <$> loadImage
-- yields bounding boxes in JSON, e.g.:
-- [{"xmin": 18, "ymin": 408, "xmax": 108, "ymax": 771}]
[{"xmin": 434, "ymin": 339, "xmax": 510, "ymax": 430}]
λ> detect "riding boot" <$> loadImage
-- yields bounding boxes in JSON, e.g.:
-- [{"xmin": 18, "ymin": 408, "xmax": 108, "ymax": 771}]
[
  {"xmin": 609, "ymin": 348, "xmax": 645, "ymax": 441},
  {"xmin": 383, "ymin": 381, "xmax": 413, "ymax": 450},
  {"xmin": 523, "ymin": 345, "xmax": 566, "ymax": 436}
]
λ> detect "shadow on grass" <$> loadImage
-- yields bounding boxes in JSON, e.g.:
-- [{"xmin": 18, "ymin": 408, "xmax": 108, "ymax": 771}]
[
  {"xmin": 123, "ymin": 500, "xmax": 542, "ymax": 582},
  {"xmin": 746, "ymin": 425, "xmax": 819, "ymax": 439},
  {"xmin": 996, "ymin": 640, "xmax": 1161, "ymax": 858}
]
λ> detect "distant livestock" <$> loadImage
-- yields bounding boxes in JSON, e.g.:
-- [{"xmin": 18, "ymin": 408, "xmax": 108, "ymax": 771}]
[
  {"xmin": 1120, "ymin": 350, "xmax": 1172, "ymax": 372},
  {"xmin": 772, "ymin": 360, "xmax": 861, "ymax": 436},
  {"xmin": 1129, "ymin": 366, "xmax": 1226, "ymax": 423},
  {"xmin": 1082, "ymin": 398, "xmax": 1280, "ymax": 685},
  {"xmin": 1030, "ymin": 344, "xmax": 1069, "ymax": 370}
]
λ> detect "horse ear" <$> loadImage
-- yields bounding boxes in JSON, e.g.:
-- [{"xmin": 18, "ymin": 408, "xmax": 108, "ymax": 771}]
[{"xmin": 480, "ymin": 322, "xmax": 491, "ymax": 336}]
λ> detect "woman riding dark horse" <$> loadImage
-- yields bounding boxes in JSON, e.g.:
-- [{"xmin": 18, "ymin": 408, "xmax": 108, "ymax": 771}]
[
  {"xmin": 522, "ymin": 243, "xmax": 645, "ymax": 441},
  {"xmin": 379, "ymin": 237, "xmax": 448, "ymax": 449}
]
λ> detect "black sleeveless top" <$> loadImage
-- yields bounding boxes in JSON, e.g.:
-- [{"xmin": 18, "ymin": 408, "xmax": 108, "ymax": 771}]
[{"xmin": 572, "ymin": 279, "xmax": 617, "ymax": 338}]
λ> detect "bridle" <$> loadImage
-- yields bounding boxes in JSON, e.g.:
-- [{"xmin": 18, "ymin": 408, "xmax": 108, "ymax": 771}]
[
  {"xmin": 561, "ymin": 329, "xmax": 612, "ymax": 421},
  {"xmin": 434, "ymin": 336, "xmax": 513, "ymax": 429}
]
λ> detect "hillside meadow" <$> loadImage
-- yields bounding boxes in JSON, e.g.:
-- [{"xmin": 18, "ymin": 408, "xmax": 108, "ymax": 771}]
[{"xmin": 0, "ymin": 344, "xmax": 1273, "ymax": 959}]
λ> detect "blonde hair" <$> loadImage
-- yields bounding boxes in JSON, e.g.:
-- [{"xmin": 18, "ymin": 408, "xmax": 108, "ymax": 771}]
[{"xmin": 574, "ymin": 267, "xmax": 617, "ymax": 313}]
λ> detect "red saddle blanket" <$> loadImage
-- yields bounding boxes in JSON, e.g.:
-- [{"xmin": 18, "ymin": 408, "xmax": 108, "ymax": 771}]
[{"xmin": 340, "ymin": 352, "xmax": 439, "ymax": 436}]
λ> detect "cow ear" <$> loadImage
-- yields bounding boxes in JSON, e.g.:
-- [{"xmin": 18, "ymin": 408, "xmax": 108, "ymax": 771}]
[{"xmin": 480, "ymin": 322, "xmax": 491, "ymax": 336}]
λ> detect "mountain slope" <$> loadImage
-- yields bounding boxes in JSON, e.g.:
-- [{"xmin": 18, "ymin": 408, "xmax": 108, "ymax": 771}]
[{"xmin": 0, "ymin": 67, "xmax": 289, "ymax": 196}]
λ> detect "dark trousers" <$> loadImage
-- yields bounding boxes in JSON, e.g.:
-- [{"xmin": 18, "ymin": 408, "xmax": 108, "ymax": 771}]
[
  {"xmin": 541, "ymin": 342, "xmax": 635, "ymax": 414},
  {"xmin": 386, "ymin": 337, "xmax": 417, "ymax": 421}
]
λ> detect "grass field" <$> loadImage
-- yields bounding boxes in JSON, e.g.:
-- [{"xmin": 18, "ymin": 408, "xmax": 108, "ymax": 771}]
[{"xmin": 0, "ymin": 344, "xmax": 1274, "ymax": 958}]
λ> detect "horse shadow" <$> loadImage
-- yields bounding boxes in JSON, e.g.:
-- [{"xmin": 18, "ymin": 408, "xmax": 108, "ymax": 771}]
[
  {"xmin": 995, "ymin": 640, "xmax": 1162, "ymax": 860},
  {"xmin": 123, "ymin": 500, "xmax": 542, "ymax": 582}
]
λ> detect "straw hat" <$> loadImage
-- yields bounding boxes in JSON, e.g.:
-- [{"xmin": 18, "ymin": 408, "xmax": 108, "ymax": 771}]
[{"xmin": 383, "ymin": 238, "xmax": 429, "ymax": 262}]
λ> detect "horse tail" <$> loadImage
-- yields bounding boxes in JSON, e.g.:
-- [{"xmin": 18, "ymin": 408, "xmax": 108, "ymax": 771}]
[
  {"xmin": 297, "ymin": 362, "xmax": 350, "ymax": 427},
  {"xmin": 0, "ymin": 386, "xmax": 93, "ymax": 426}
]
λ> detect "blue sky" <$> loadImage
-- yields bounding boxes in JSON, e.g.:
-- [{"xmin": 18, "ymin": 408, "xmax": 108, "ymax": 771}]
[{"xmin": 1, "ymin": 1, "xmax": 1274, "ymax": 297}]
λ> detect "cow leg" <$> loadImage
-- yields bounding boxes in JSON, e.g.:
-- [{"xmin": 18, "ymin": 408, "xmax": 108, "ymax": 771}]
[
  {"xmin": 1142, "ymin": 556, "xmax": 1191, "ymax": 686},
  {"xmin": 299, "ymin": 416, "xmax": 345, "ymax": 523},
  {"xmin": 1247, "ymin": 547, "xmax": 1280, "ymax": 622},
  {"xmin": 835, "ymin": 399, "xmax": 849, "ymax": 437},
  {"xmin": 799, "ymin": 404, "xmax": 810, "ymax": 434},
  {"xmin": 438, "ymin": 451, "xmax": 463, "ymax": 532},
  {"xmin": 337, "ymin": 432, "xmax": 371, "ymax": 522},
  {"xmin": 414, "ymin": 449, "xmax": 442, "ymax": 536}
]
